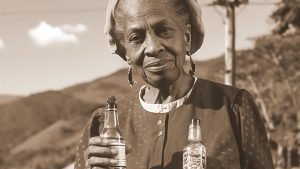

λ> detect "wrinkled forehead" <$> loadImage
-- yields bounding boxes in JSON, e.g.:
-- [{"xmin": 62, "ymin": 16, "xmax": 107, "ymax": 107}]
[{"xmin": 122, "ymin": 0, "xmax": 174, "ymax": 20}]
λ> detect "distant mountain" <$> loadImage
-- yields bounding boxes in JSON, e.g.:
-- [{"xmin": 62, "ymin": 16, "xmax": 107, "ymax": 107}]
[
  {"xmin": 11, "ymin": 120, "xmax": 75, "ymax": 155},
  {"xmin": 7, "ymin": 119, "xmax": 83, "ymax": 169},
  {"xmin": 62, "ymin": 69, "xmax": 140, "ymax": 104},
  {"xmin": 0, "ymin": 95, "xmax": 22, "ymax": 105},
  {"xmin": 194, "ymin": 56, "xmax": 224, "ymax": 82},
  {"xmin": 0, "ymin": 90, "xmax": 100, "ymax": 169}
]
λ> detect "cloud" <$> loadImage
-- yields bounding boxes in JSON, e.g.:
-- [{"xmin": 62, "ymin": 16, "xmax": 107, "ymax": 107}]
[
  {"xmin": 0, "ymin": 37, "xmax": 4, "ymax": 49},
  {"xmin": 62, "ymin": 24, "xmax": 87, "ymax": 33},
  {"xmin": 28, "ymin": 21, "xmax": 81, "ymax": 47}
]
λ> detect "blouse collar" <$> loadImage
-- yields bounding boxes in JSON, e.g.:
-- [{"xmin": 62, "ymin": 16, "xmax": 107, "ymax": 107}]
[{"xmin": 139, "ymin": 77, "xmax": 197, "ymax": 113}]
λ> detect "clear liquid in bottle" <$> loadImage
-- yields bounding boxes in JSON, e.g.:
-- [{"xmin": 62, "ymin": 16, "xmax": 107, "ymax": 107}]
[{"xmin": 183, "ymin": 119, "xmax": 206, "ymax": 169}]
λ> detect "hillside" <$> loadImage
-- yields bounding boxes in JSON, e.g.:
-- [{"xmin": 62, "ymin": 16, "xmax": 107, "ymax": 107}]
[
  {"xmin": 0, "ymin": 95, "xmax": 22, "ymax": 105},
  {"xmin": 0, "ymin": 90, "xmax": 100, "ymax": 168},
  {"xmin": 4, "ymin": 119, "xmax": 84, "ymax": 169},
  {"xmin": 62, "ymin": 69, "xmax": 141, "ymax": 104},
  {"xmin": 0, "ymin": 90, "xmax": 98, "ymax": 147}
]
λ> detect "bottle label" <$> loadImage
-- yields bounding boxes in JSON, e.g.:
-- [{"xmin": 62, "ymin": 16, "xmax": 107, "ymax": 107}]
[
  {"xmin": 183, "ymin": 148, "xmax": 206, "ymax": 169},
  {"xmin": 108, "ymin": 142, "xmax": 126, "ymax": 168}
]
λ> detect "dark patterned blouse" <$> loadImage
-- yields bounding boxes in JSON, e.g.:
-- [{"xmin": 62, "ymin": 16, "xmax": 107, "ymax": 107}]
[{"xmin": 74, "ymin": 78, "xmax": 274, "ymax": 169}]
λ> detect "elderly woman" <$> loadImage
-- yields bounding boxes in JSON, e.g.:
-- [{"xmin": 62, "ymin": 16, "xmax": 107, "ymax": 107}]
[{"xmin": 74, "ymin": 0, "xmax": 274, "ymax": 169}]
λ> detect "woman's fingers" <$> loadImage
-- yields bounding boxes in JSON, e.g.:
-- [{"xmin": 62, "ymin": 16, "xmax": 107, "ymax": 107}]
[
  {"xmin": 87, "ymin": 145, "xmax": 117, "ymax": 157},
  {"xmin": 86, "ymin": 136, "xmax": 129, "ymax": 168},
  {"xmin": 89, "ymin": 136, "xmax": 131, "ymax": 155},
  {"xmin": 85, "ymin": 137, "xmax": 120, "ymax": 168},
  {"xmin": 91, "ymin": 167, "xmax": 116, "ymax": 169},
  {"xmin": 91, "ymin": 167, "xmax": 112, "ymax": 169},
  {"xmin": 91, "ymin": 167, "xmax": 105, "ymax": 169},
  {"xmin": 88, "ymin": 156, "xmax": 118, "ymax": 166},
  {"xmin": 89, "ymin": 137, "xmax": 105, "ymax": 146}
]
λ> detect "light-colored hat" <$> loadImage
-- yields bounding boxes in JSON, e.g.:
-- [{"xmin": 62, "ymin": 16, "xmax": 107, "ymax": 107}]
[{"xmin": 104, "ymin": 0, "xmax": 205, "ymax": 61}]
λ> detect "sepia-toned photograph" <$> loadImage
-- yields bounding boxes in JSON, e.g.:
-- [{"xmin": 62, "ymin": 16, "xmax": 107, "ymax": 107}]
[{"xmin": 0, "ymin": 0, "xmax": 299, "ymax": 169}]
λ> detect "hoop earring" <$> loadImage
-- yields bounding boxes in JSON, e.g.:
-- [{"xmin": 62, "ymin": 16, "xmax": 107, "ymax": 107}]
[
  {"xmin": 187, "ymin": 51, "xmax": 195, "ymax": 76},
  {"xmin": 128, "ymin": 66, "xmax": 134, "ymax": 87}
]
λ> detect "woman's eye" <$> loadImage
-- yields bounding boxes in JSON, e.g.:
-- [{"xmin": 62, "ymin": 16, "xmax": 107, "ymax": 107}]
[
  {"xmin": 157, "ymin": 26, "xmax": 174, "ymax": 38},
  {"xmin": 129, "ymin": 34, "xmax": 143, "ymax": 44}
]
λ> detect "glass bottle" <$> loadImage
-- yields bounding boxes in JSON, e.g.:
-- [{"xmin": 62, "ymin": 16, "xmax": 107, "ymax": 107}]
[
  {"xmin": 183, "ymin": 119, "xmax": 206, "ymax": 169},
  {"xmin": 100, "ymin": 96, "xmax": 126, "ymax": 169}
]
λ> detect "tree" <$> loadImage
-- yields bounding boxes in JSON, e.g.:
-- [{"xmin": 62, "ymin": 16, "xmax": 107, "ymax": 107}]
[{"xmin": 271, "ymin": 0, "xmax": 300, "ymax": 34}]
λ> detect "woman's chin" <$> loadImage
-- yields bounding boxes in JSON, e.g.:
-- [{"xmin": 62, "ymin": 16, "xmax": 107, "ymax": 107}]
[
  {"xmin": 144, "ymin": 76, "xmax": 175, "ymax": 89},
  {"xmin": 143, "ymin": 68, "xmax": 180, "ymax": 88}
]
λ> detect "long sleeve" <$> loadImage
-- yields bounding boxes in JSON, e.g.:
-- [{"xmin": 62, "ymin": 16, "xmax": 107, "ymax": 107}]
[
  {"xmin": 235, "ymin": 90, "xmax": 274, "ymax": 169},
  {"xmin": 74, "ymin": 108, "xmax": 104, "ymax": 169},
  {"xmin": 74, "ymin": 121, "xmax": 89, "ymax": 169}
]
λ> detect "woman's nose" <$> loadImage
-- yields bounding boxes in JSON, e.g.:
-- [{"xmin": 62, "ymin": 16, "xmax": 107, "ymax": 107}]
[{"xmin": 144, "ymin": 35, "xmax": 164, "ymax": 57}]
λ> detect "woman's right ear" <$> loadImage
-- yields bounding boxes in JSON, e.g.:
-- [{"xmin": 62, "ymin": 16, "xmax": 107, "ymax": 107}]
[{"xmin": 184, "ymin": 24, "xmax": 192, "ymax": 52}]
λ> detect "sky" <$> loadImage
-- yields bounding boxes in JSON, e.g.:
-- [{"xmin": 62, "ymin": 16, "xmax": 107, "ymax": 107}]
[{"xmin": 0, "ymin": 0, "xmax": 277, "ymax": 96}]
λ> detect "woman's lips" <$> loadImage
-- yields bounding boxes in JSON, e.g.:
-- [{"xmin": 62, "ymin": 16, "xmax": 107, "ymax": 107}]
[{"xmin": 145, "ymin": 60, "xmax": 172, "ymax": 72}]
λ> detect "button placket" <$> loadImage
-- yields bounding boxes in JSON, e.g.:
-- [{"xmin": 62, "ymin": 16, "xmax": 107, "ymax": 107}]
[
  {"xmin": 149, "ymin": 116, "xmax": 167, "ymax": 169},
  {"xmin": 156, "ymin": 118, "xmax": 164, "ymax": 137}
]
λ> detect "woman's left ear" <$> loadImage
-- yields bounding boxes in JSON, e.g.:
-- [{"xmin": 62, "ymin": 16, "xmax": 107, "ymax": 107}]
[{"xmin": 184, "ymin": 24, "xmax": 192, "ymax": 52}]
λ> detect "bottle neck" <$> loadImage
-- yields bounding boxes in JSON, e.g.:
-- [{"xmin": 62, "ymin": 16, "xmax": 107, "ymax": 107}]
[
  {"xmin": 188, "ymin": 121, "xmax": 202, "ymax": 142},
  {"xmin": 104, "ymin": 108, "xmax": 120, "ymax": 128}
]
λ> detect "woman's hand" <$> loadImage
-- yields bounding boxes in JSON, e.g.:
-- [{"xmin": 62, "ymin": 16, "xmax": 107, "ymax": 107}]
[{"xmin": 84, "ymin": 136, "xmax": 131, "ymax": 169}]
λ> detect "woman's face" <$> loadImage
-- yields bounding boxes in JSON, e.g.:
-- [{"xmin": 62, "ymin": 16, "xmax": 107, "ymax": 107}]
[{"xmin": 123, "ymin": 1, "xmax": 191, "ymax": 88}]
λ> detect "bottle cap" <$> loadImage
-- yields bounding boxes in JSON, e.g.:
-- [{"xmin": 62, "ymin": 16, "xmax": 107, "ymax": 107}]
[
  {"xmin": 188, "ymin": 118, "xmax": 202, "ymax": 141},
  {"xmin": 191, "ymin": 118, "xmax": 201, "ymax": 125},
  {"xmin": 106, "ymin": 96, "xmax": 117, "ymax": 109}
]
